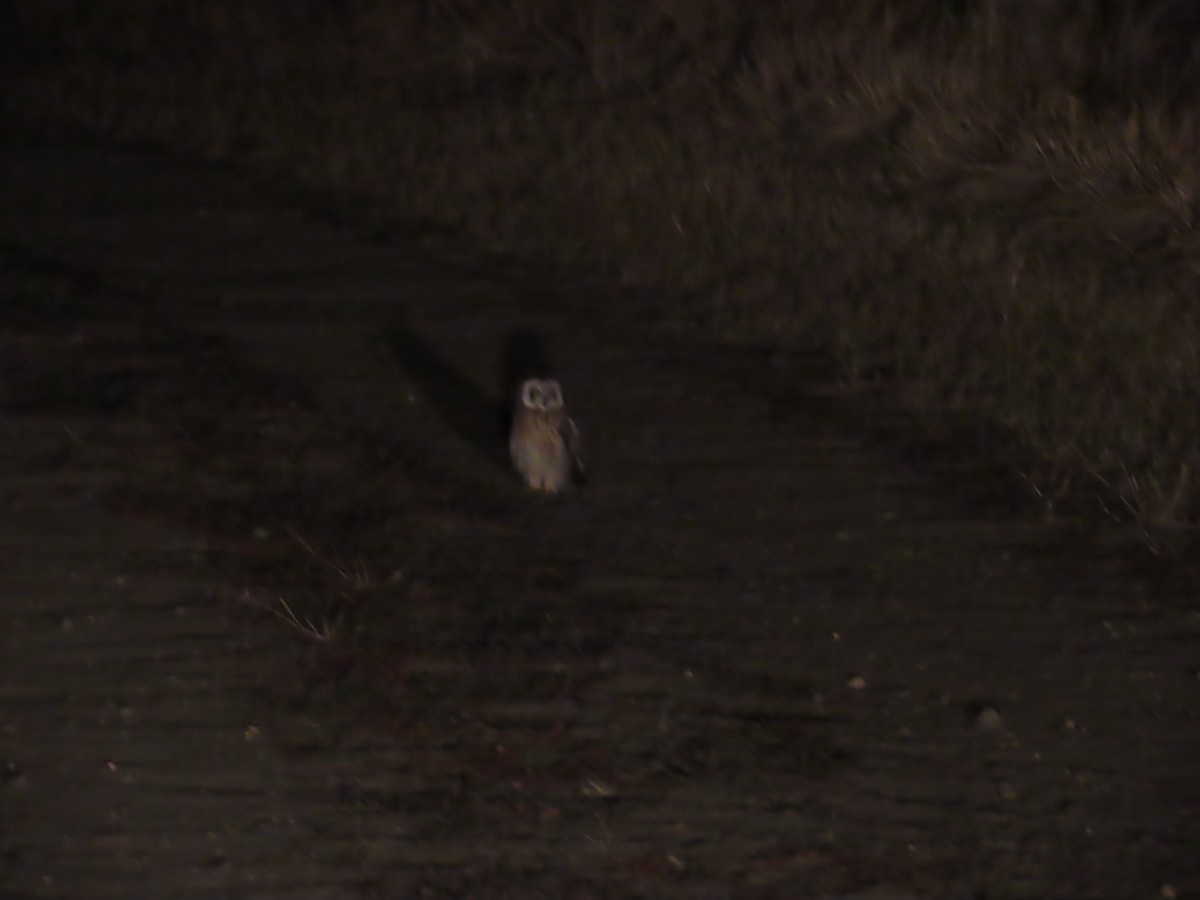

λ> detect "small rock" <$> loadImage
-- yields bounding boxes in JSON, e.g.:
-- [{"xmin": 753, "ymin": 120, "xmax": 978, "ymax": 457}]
[
  {"xmin": 3, "ymin": 761, "xmax": 26, "ymax": 791},
  {"xmin": 974, "ymin": 706, "xmax": 1003, "ymax": 732},
  {"xmin": 846, "ymin": 675, "xmax": 866, "ymax": 691}
]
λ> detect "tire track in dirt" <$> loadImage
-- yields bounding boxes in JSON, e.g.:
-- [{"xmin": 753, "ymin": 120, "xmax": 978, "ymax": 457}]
[{"xmin": 2, "ymin": 124, "xmax": 1198, "ymax": 898}]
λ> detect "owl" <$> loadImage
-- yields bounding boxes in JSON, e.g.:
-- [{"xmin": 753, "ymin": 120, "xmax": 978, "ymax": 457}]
[{"xmin": 509, "ymin": 378, "xmax": 584, "ymax": 493}]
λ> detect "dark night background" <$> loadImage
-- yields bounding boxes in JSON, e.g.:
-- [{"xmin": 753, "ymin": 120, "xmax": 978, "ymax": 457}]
[{"xmin": 2, "ymin": 2, "xmax": 1199, "ymax": 897}]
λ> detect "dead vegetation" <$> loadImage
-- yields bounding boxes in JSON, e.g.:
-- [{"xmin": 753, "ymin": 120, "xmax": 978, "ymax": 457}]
[{"xmin": 6, "ymin": 0, "xmax": 1200, "ymax": 531}]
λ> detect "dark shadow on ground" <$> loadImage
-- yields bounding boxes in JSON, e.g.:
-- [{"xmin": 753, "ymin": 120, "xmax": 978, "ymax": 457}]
[
  {"xmin": 0, "ymin": 242, "xmax": 142, "ymax": 313},
  {"xmin": 382, "ymin": 324, "xmax": 560, "ymax": 469},
  {"xmin": 500, "ymin": 326, "xmax": 555, "ymax": 403},
  {"xmin": 382, "ymin": 324, "xmax": 513, "ymax": 468}
]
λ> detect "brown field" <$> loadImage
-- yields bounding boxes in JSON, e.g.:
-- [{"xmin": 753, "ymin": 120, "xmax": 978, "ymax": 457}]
[
  {"xmin": 2, "ymin": 126, "xmax": 1198, "ymax": 896},
  {"xmin": 5, "ymin": 0, "xmax": 1200, "ymax": 534},
  {"xmin": 3, "ymin": 5, "xmax": 1200, "ymax": 898}
]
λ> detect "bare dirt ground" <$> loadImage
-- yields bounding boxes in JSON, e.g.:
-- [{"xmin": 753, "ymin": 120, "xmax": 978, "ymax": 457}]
[{"xmin": 1, "ymin": 121, "xmax": 1198, "ymax": 899}]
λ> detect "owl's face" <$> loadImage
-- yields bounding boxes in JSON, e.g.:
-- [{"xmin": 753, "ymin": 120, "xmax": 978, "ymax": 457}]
[{"xmin": 518, "ymin": 378, "xmax": 565, "ymax": 412}]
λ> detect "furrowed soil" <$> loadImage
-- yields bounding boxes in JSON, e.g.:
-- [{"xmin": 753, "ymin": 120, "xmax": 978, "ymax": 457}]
[{"xmin": 1, "ymin": 121, "xmax": 1198, "ymax": 899}]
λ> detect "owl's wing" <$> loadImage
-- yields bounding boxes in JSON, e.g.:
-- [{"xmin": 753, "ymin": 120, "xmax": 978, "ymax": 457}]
[{"xmin": 562, "ymin": 416, "xmax": 586, "ymax": 482}]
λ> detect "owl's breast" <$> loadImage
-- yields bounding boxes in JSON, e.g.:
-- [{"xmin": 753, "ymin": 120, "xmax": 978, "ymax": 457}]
[{"xmin": 537, "ymin": 430, "xmax": 563, "ymax": 454}]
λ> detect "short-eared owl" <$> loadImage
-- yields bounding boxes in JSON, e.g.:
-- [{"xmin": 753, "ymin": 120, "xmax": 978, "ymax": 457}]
[{"xmin": 510, "ymin": 378, "xmax": 584, "ymax": 493}]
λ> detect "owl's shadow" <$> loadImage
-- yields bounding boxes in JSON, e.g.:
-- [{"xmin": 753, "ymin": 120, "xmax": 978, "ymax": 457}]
[{"xmin": 382, "ymin": 324, "xmax": 555, "ymax": 469}]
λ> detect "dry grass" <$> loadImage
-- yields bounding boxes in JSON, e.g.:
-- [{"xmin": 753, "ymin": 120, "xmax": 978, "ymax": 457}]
[
  {"xmin": 6, "ymin": 0, "xmax": 1200, "ymax": 530},
  {"xmin": 238, "ymin": 588, "xmax": 343, "ymax": 643},
  {"xmin": 234, "ymin": 528, "xmax": 403, "ymax": 642}
]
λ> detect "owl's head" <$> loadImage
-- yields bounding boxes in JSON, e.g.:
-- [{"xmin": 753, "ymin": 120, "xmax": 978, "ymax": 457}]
[{"xmin": 519, "ymin": 378, "xmax": 564, "ymax": 411}]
